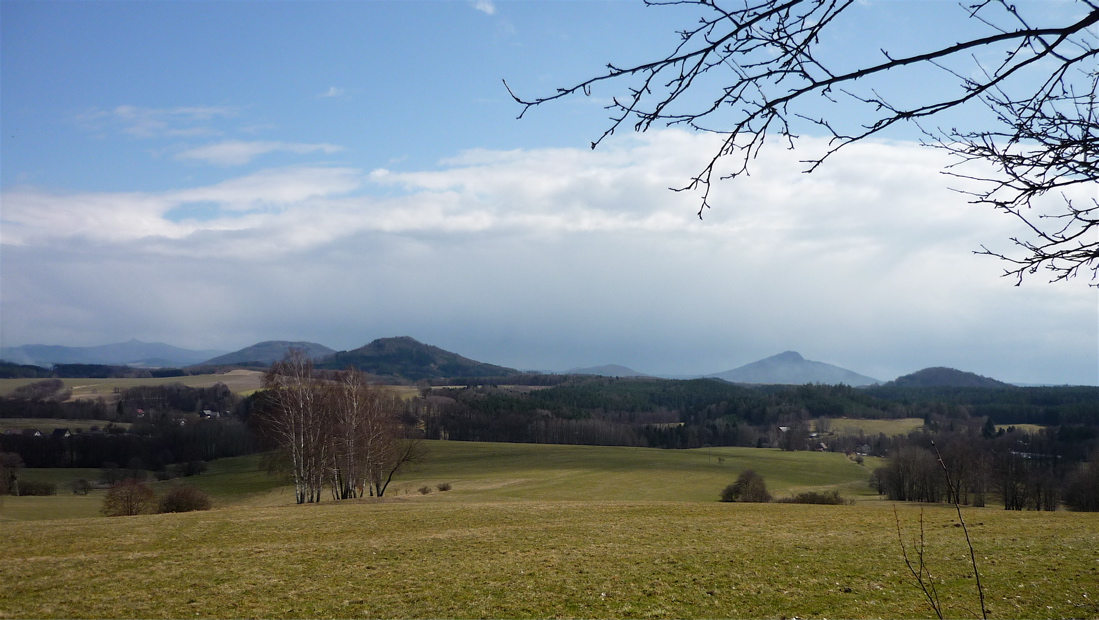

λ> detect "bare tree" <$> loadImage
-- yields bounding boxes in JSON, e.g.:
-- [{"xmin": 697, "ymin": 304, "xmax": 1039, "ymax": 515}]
[
  {"xmin": 261, "ymin": 349, "xmax": 330, "ymax": 504},
  {"xmin": 101, "ymin": 479, "xmax": 157, "ymax": 516},
  {"xmin": 258, "ymin": 354, "xmax": 421, "ymax": 503},
  {"xmin": 328, "ymin": 369, "xmax": 408, "ymax": 499},
  {"xmin": 508, "ymin": 0, "xmax": 1098, "ymax": 284}
]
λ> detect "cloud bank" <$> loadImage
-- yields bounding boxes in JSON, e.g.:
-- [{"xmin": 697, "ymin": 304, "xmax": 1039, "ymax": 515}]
[{"xmin": 2, "ymin": 130, "xmax": 1095, "ymax": 384}]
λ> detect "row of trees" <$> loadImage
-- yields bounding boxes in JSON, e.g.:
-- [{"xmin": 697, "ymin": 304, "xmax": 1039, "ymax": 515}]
[
  {"xmin": 871, "ymin": 426, "xmax": 1099, "ymax": 511},
  {"xmin": 255, "ymin": 351, "xmax": 420, "ymax": 504}
]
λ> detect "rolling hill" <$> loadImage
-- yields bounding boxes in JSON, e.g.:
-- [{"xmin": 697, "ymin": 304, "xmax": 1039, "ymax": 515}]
[
  {"xmin": 567, "ymin": 364, "xmax": 650, "ymax": 377},
  {"xmin": 710, "ymin": 351, "xmax": 880, "ymax": 386},
  {"xmin": 0, "ymin": 339, "xmax": 227, "ymax": 368},
  {"xmin": 887, "ymin": 366, "xmax": 1011, "ymax": 388},
  {"xmin": 319, "ymin": 336, "xmax": 517, "ymax": 381},
  {"xmin": 197, "ymin": 341, "xmax": 336, "ymax": 366}
]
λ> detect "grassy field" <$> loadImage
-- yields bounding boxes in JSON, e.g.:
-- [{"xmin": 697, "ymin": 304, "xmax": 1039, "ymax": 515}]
[
  {"xmin": 0, "ymin": 369, "xmax": 265, "ymax": 400},
  {"xmin": 2, "ymin": 441, "xmax": 1096, "ymax": 619},
  {"xmin": 0, "ymin": 418, "xmax": 131, "ymax": 433},
  {"xmin": 1, "ymin": 442, "xmax": 881, "ymax": 522},
  {"xmin": 827, "ymin": 417, "xmax": 925, "ymax": 437}
]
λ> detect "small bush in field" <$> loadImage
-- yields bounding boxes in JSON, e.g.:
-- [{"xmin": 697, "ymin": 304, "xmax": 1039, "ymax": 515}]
[
  {"xmin": 159, "ymin": 485, "xmax": 212, "ymax": 513},
  {"xmin": 102, "ymin": 479, "xmax": 157, "ymax": 516},
  {"xmin": 17, "ymin": 480, "xmax": 57, "ymax": 496},
  {"xmin": 418, "ymin": 485, "xmax": 432, "ymax": 495},
  {"xmin": 437, "ymin": 482, "xmax": 452, "ymax": 492},
  {"xmin": 720, "ymin": 470, "xmax": 771, "ymax": 503},
  {"xmin": 777, "ymin": 490, "xmax": 849, "ymax": 505}
]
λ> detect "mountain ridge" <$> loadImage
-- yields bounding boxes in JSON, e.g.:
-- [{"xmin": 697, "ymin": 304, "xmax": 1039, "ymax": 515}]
[
  {"xmin": 319, "ymin": 336, "xmax": 517, "ymax": 381},
  {"xmin": 0, "ymin": 339, "xmax": 227, "ymax": 368},
  {"xmin": 886, "ymin": 366, "xmax": 1011, "ymax": 388},
  {"xmin": 197, "ymin": 341, "xmax": 336, "ymax": 366},
  {"xmin": 709, "ymin": 351, "xmax": 880, "ymax": 386},
  {"xmin": 567, "ymin": 364, "xmax": 650, "ymax": 378}
]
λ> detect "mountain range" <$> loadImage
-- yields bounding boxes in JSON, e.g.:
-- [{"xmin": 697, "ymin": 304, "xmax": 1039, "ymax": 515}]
[
  {"xmin": 1, "ymin": 337, "xmax": 1022, "ymax": 387},
  {"xmin": 0, "ymin": 339, "xmax": 227, "ymax": 368}
]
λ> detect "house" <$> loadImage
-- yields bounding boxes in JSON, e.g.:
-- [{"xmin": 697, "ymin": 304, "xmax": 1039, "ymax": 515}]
[
  {"xmin": 51, "ymin": 428, "xmax": 71, "ymax": 438},
  {"xmin": 21, "ymin": 429, "xmax": 43, "ymax": 437},
  {"xmin": 856, "ymin": 444, "xmax": 871, "ymax": 456}
]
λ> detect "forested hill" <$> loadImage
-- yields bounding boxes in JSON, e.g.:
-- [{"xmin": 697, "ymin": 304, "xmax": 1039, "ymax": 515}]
[
  {"xmin": 886, "ymin": 367, "xmax": 1011, "ymax": 388},
  {"xmin": 318, "ymin": 337, "xmax": 517, "ymax": 381},
  {"xmin": 197, "ymin": 341, "xmax": 335, "ymax": 367}
]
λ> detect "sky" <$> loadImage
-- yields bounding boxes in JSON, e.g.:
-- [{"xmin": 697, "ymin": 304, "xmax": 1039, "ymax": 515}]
[{"xmin": 1, "ymin": 0, "xmax": 1096, "ymax": 385}]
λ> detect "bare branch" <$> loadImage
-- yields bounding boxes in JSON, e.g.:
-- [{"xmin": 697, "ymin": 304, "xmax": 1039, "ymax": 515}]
[{"xmin": 509, "ymin": 0, "xmax": 1099, "ymax": 283}]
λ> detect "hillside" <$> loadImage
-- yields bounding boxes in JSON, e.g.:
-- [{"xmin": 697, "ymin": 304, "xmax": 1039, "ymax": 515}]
[
  {"xmin": 319, "ymin": 336, "xmax": 517, "ymax": 381},
  {"xmin": 567, "ymin": 364, "xmax": 650, "ymax": 377},
  {"xmin": 0, "ymin": 340, "xmax": 226, "ymax": 368},
  {"xmin": 888, "ymin": 366, "xmax": 1011, "ymax": 388},
  {"xmin": 710, "ymin": 351, "xmax": 880, "ymax": 386},
  {"xmin": 197, "ymin": 341, "xmax": 336, "ymax": 366}
]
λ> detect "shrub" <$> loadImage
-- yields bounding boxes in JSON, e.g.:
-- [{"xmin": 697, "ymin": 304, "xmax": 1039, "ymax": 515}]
[
  {"xmin": 172, "ymin": 460, "xmax": 208, "ymax": 478},
  {"xmin": 418, "ymin": 485, "xmax": 432, "ymax": 495},
  {"xmin": 777, "ymin": 490, "xmax": 849, "ymax": 505},
  {"xmin": 436, "ymin": 482, "xmax": 452, "ymax": 492},
  {"xmin": 16, "ymin": 480, "xmax": 57, "ymax": 496},
  {"xmin": 720, "ymin": 470, "xmax": 771, "ymax": 503},
  {"xmin": 159, "ymin": 485, "xmax": 212, "ymax": 513},
  {"xmin": 101, "ymin": 479, "xmax": 157, "ymax": 516},
  {"xmin": 71, "ymin": 479, "xmax": 93, "ymax": 495},
  {"xmin": 1063, "ymin": 463, "xmax": 1099, "ymax": 512}
]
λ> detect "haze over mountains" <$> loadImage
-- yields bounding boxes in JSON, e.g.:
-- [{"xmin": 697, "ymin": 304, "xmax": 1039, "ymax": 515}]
[
  {"xmin": 708, "ymin": 351, "xmax": 880, "ymax": 386},
  {"xmin": 0, "ymin": 339, "xmax": 227, "ymax": 368},
  {"xmin": 0, "ymin": 336, "xmax": 1050, "ymax": 387}
]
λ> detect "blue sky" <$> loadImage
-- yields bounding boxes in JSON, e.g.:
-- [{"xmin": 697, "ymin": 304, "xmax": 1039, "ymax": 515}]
[{"xmin": 2, "ymin": 0, "xmax": 1096, "ymax": 384}]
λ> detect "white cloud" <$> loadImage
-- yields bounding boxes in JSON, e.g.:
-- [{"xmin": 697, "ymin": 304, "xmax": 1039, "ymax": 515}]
[
  {"xmin": 176, "ymin": 140, "xmax": 344, "ymax": 166},
  {"xmin": 472, "ymin": 0, "xmax": 496, "ymax": 15},
  {"xmin": 2, "ymin": 130, "xmax": 1095, "ymax": 384},
  {"xmin": 317, "ymin": 86, "xmax": 345, "ymax": 99},
  {"xmin": 76, "ymin": 104, "xmax": 237, "ymax": 138}
]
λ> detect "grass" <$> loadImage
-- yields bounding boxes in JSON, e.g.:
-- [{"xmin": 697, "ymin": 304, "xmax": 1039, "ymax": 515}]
[
  {"xmin": 1, "ymin": 441, "xmax": 1095, "ymax": 619},
  {"xmin": 387, "ymin": 442, "xmax": 882, "ymax": 502},
  {"xmin": 0, "ymin": 369, "xmax": 264, "ymax": 399},
  {"xmin": 828, "ymin": 417, "xmax": 925, "ymax": 437},
  {"xmin": 1, "ymin": 500, "xmax": 1095, "ymax": 619},
  {"xmin": 0, "ymin": 418, "xmax": 130, "ymax": 433}
]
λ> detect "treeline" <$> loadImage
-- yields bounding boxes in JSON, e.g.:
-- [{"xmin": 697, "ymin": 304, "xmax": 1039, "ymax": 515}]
[
  {"xmin": 0, "ymin": 379, "xmax": 257, "ymax": 469},
  {"xmin": 0, "ymin": 360, "xmax": 219, "ymax": 379},
  {"xmin": 415, "ymin": 377, "xmax": 1099, "ymax": 450},
  {"xmin": 870, "ymin": 420, "xmax": 1099, "ymax": 511}
]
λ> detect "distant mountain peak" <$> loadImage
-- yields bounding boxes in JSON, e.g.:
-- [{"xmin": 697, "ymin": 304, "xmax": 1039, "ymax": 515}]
[
  {"xmin": 709, "ymin": 351, "xmax": 879, "ymax": 386},
  {"xmin": 320, "ymin": 336, "xmax": 517, "ymax": 381}
]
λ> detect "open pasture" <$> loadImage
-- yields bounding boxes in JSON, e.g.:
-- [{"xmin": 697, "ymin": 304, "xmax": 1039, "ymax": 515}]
[
  {"xmin": 2, "ymin": 441, "xmax": 1095, "ymax": 619},
  {"xmin": 827, "ymin": 417, "xmax": 925, "ymax": 437},
  {"xmin": 1, "ymin": 442, "xmax": 880, "ymax": 523},
  {"xmin": 2, "ymin": 499, "xmax": 1095, "ymax": 619},
  {"xmin": 0, "ymin": 369, "xmax": 265, "ymax": 400},
  {"xmin": 0, "ymin": 418, "xmax": 131, "ymax": 434}
]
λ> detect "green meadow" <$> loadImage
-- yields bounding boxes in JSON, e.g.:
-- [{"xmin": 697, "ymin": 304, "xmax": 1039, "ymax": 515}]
[
  {"xmin": 0, "ymin": 369, "xmax": 265, "ymax": 399},
  {"xmin": 2, "ymin": 441, "xmax": 1096, "ymax": 619}
]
